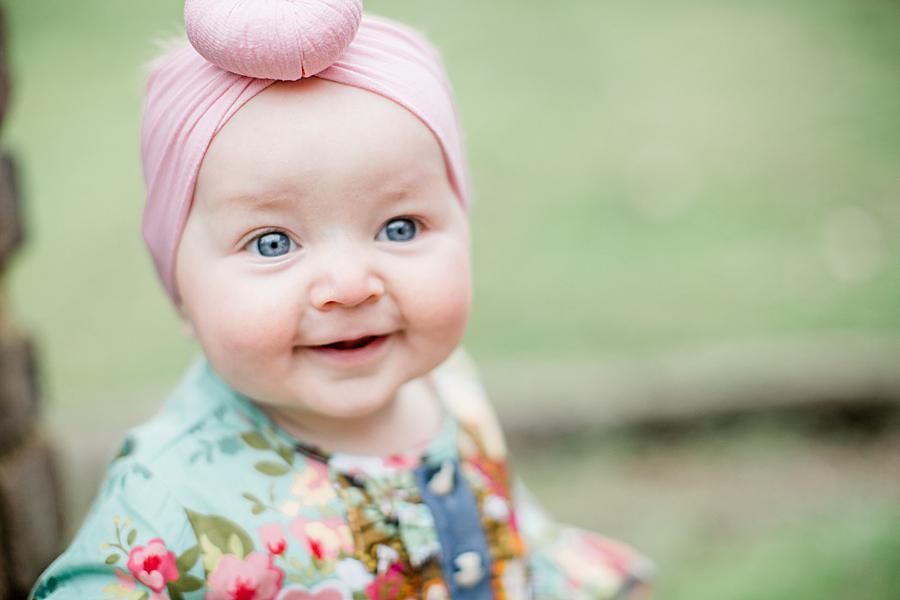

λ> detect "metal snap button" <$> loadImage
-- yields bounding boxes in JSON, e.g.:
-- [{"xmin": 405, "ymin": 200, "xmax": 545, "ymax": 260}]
[
  {"xmin": 427, "ymin": 460, "xmax": 455, "ymax": 496},
  {"xmin": 453, "ymin": 550, "xmax": 484, "ymax": 588}
]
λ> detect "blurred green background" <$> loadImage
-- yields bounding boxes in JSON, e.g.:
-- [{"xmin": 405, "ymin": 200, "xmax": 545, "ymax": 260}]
[{"xmin": 4, "ymin": 0, "xmax": 900, "ymax": 598}]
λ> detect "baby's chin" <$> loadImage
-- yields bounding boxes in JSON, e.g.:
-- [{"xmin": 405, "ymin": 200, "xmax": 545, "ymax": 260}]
[
  {"xmin": 253, "ymin": 374, "xmax": 409, "ymax": 421},
  {"xmin": 296, "ymin": 384, "xmax": 402, "ymax": 420}
]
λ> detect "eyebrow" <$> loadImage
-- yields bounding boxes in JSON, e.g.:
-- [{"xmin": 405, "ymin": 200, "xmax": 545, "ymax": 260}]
[
  {"xmin": 204, "ymin": 157, "xmax": 447, "ymax": 216},
  {"xmin": 212, "ymin": 182, "xmax": 432, "ymax": 214},
  {"xmin": 207, "ymin": 193, "xmax": 299, "ymax": 215}
]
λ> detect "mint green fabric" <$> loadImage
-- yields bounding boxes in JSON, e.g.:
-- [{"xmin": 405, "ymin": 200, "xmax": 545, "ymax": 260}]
[{"xmin": 30, "ymin": 356, "xmax": 650, "ymax": 600}]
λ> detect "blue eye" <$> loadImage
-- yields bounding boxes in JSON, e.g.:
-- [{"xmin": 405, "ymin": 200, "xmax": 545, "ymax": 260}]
[
  {"xmin": 377, "ymin": 217, "xmax": 418, "ymax": 242},
  {"xmin": 251, "ymin": 231, "xmax": 294, "ymax": 257}
]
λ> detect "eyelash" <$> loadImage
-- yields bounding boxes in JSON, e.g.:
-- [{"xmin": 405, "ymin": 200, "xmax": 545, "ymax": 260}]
[
  {"xmin": 377, "ymin": 215, "xmax": 424, "ymax": 241},
  {"xmin": 243, "ymin": 216, "xmax": 425, "ymax": 253},
  {"xmin": 244, "ymin": 228, "xmax": 297, "ymax": 257}
]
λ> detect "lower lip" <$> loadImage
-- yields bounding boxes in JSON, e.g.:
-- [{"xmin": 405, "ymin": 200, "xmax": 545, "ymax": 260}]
[{"xmin": 306, "ymin": 334, "xmax": 391, "ymax": 365}]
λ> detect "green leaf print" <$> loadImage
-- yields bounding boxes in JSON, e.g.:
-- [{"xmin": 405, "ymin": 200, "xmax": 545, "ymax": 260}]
[
  {"xmin": 217, "ymin": 436, "xmax": 242, "ymax": 455},
  {"xmin": 254, "ymin": 461, "xmax": 291, "ymax": 476},
  {"xmin": 185, "ymin": 509, "xmax": 255, "ymax": 574},
  {"xmin": 100, "ymin": 584, "xmax": 148, "ymax": 600},
  {"xmin": 176, "ymin": 544, "xmax": 200, "ymax": 573},
  {"xmin": 276, "ymin": 443, "xmax": 295, "ymax": 465},
  {"xmin": 32, "ymin": 574, "xmax": 60, "ymax": 600},
  {"xmin": 227, "ymin": 532, "xmax": 245, "ymax": 557},
  {"xmin": 242, "ymin": 492, "xmax": 263, "ymax": 504},
  {"xmin": 242, "ymin": 492, "xmax": 268, "ymax": 515},
  {"xmin": 175, "ymin": 574, "xmax": 205, "ymax": 592},
  {"xmin": 112, "ymin": 437, "xmax": 134, "ymax": 461},
  {"xmin": 104, "ymin": 554, "xmax": 120, "ymax": 565},
  {"xmin": 240, "ymin": 431, "xmax": 271, "ymax": 450},
  {"xmin": 126, "ymin": 528, "xmax": 137, "ymax": 546}
]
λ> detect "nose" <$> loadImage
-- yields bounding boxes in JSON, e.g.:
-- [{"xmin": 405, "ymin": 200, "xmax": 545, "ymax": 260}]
[{"xmin": 309, "ymin": 245, "xmax": 385, "ymax": 310}]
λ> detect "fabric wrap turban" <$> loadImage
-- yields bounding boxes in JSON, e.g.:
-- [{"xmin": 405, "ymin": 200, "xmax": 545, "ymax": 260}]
[{"xmin": 141, "ymin": 5, "xmax": 469, "ymax": 304}]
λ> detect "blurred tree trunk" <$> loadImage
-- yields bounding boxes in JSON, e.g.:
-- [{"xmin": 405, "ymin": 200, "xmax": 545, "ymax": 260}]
[{"xmin": 0, "ymin": 7, "xmax": 65, "ymax": 598}]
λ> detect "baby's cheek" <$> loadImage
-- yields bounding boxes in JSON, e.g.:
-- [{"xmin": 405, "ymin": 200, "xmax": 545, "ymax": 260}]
[
  {"xmin": 410, "ymin": 252, "xmax": 472, "ymax": 334},
  {"xmin": 198, "ymin": 286, "xmax": 296, "ymax": 356}
]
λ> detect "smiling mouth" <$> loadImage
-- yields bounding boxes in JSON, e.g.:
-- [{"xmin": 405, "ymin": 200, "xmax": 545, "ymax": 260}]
[
  {"xmin": 319, "ymin": 335, "xmax": 384, "ymax": 350},
  {"xmin": 306, "ymin": 333, "xmax": 391, "ymax": 364}
]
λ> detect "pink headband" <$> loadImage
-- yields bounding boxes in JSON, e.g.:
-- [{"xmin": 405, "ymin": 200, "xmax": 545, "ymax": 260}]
[{"xmin": 141, "ymin": 2, "xmax": 469, "ymax": 303}]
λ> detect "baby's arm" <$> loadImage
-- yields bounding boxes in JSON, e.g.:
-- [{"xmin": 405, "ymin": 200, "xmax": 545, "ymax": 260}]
[
  {"xmin": 432, "ymin": 348, "xmax": 653, "ymax": 599},
  {"xmin": 513, "ymin": 480, "xmax": 654, "ymax": 599},
  {"xmin": 30, "ymin": 455, "xmax": 205, "ymax": 600}
]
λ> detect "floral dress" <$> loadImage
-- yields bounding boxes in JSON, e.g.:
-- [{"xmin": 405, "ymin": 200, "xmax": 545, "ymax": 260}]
[{"xmin": 30, "ymin": 350, "xmax": 652, "ymax": 600}]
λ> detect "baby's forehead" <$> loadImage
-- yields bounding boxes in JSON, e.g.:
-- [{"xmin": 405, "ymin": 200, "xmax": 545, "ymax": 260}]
[
  {"xmin": 195, "ymin": 178, "xmax": 427, "ymax": 220},
  {"xmin": 193, "ymin": 78, "xmax": 453, "ymax": 213},
  {"xmin": 214, "ymin": 78, "xmax": 442, "ymax": 154}
]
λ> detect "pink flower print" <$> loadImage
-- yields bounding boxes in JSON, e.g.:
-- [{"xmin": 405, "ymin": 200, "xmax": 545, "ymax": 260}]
[
  {"xmin": 383, "ymin": 452, "xmax": 421, "ymax": 471},
  {"xmin": 114, "ymin": 568, "xmax": 137, "ymax": 590},
  {"xmin": 114, "ymin": 568, "xmax": 171, "ymax": 600},
  {"xmin": 206, "ymin": 552, "xmax": 284, "ymax": 600},
  {"xmin": 258, "ymin": 523, "xmax": 287, "ymax": 555},
  {"xmin": 275, "ymin": 580, "xmax": 353, "ymax": 599},
  {"xmin": 508, "ymin": 505, "xmax": 520, "ymax": 534},
  {"xmin": 571, "ymin": 528, "xmax": 643, "ymax": 575},
  {"xmin": 289, "ymin": 516, "xmax": 354, "ymax": 561},
  {"xmin": 290, "ymin": 461, "xmax": 337, "ymax": 506},
  {"xmin": 365, "ymin": 562, "xmax": 405, "ymax": 600},
  {"xmin": 126, "ymin": 538, "xmax": 179, "ymax": 593},
  {"xmin": 467, "ymin": 457, "xmax": 508, "ymax": 498}
]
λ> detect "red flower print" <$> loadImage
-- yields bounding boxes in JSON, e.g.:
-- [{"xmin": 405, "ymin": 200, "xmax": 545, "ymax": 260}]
[
  {"xmin": 288, "ymin": 516, "xmax": 354, "ymax": 561},
  {"xmin": 126, "ymin": 538, "xmax": 179, "ymax": 593},
  {"xmin": 365, "ymin": 562, "xmax": 405, "ymax": 600},
  {"xmin": 309, "ymin": 538, "xmax": 325, "ymax": 561},
  {"xmin": 258, "ymin": 523, "xmax": 287, "ymax": 555},
  {"xmin": 206, "ymin": 552, "xmax": 284, "ymax": 600}
]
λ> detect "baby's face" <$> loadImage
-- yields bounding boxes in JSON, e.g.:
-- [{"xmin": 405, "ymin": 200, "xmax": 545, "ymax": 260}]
[{"xmin": 174, "ymin": 78, "xmax": 471, "ymax": 426}]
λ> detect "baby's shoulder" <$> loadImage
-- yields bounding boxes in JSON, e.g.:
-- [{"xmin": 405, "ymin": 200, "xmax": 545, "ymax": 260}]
[
  {"xmin": 30, "ymin": 363, "xmax": 300, "ymax": 598},
  {"xmin": 432, "ymin": 348, "xmax": 507, "ymax": 461},
  {"xmin": 112, "ymin": 393, "xmax": 223, "ymax": 469},
  {"xmin": 101, "ymin": 359, "xmax": 267, "ymax": 502}
]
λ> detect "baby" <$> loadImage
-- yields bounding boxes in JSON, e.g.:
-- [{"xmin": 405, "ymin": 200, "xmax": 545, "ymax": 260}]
[{"xmin": 31, "ymin": 2, "xmax": 650, "ymax": 599}]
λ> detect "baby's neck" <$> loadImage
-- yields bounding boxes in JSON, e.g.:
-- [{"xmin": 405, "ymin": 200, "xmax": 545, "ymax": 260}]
[{"xmin": 259, "ymin": 377, "xmax": 444, "ymax": 457}]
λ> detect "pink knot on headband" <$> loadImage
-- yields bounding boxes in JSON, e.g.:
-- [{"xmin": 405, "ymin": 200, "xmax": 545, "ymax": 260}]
[
  {"xmin": 141, "ymin": 2, "xmax": 469, "ymax": 305},
  {"xmin": 184, "ymin": 0, "xmax": 363, "ymax": 80}
]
